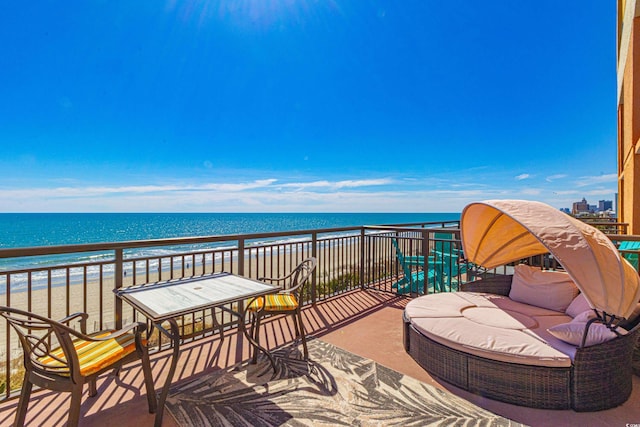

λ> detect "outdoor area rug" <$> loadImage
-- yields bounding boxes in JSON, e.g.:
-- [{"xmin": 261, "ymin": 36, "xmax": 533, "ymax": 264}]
[{"xmin": 165, "ymin": 339, "xmax": 524, "ymax": 426}]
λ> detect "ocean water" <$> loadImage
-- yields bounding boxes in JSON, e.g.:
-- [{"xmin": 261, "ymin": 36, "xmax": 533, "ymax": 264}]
[
  {"xmin": 0, "ymin": 212, "xmax": 460, "ymax": 249},
  {"xmin": 0, "ymin": 212, "xmax": 460, "ymax": 293}
]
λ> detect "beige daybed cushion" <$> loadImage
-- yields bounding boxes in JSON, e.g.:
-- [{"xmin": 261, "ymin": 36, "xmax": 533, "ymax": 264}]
[
  {"xmin": 406, "ymin": 292, "xmax": 574, "ymax": 367},
  {"xmin": 404, "ymin": 292, "xmax": 476, "ymax": 318},
  {"xmin": 457, "ymin": 292, "xmax": 565, "ymax": 317}
]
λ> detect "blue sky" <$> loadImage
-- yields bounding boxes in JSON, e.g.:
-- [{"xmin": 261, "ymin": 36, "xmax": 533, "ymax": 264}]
[{"xmin": 0, "ymin": 1, "xmax": 617, "ymax": 213}]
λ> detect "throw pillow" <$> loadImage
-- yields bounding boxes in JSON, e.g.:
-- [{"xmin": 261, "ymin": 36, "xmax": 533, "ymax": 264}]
[
  {"xmin": 571, "ymin": 310, "xmax": 596, "ymax": 323},
  {"xmin": 565, "ymin": 293, "xmax": 592, "ymax": 318},
  {"xmin": 509, "ymin": 264, "xmax": 579, "ymax": 312},
  {"xmin": 547, "ymin": 322, "xmax": 625, "ymax": 347}
]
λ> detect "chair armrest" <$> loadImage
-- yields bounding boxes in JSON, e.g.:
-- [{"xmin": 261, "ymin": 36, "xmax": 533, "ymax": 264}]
[
  {"xmin": 58, "ymin": 312, "xmax": 88, "ymax": 324},
  {"xmin": 259, "ymin": 264, "xmax": 304, "ymax": 284},
  {"xmin": 258, "ymin": 272, "xmax": 294, "ymax": 283},
  {"xmin": 258, "ymin": 276, "xmax": 288, "ymax": 283},
  {"xmin": 58, "ymin": 312, "xmax": 89, "ymax": 334},
  {"xmin": 67, "ymin": 321, "xmax": 148, "ymax": 342},
  {"xmin": 258, "ymin": 276, "xmax": 290, "ymax": 293}
]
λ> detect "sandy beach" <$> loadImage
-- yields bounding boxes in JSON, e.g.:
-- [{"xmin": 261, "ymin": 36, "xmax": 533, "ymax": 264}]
[{"xmin": 0, "ymin": 238, "xmax": 366, "ymax": 363}]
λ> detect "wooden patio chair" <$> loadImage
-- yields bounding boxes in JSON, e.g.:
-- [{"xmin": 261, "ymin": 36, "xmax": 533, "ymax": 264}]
[
  {"xmin": 618, "ymin": 240, "xmax": 640, "ymax": 271},
  {"xmin": 247, "ymin": 257, "xmax": 317, "ymax": 364},
  {"xmin": 0, "ymin": 306, "xmax": 157, "ymax": 427},
  {"xmin": 390, "ymin": 238, "xmax": 440, "ymax": 294},
  {"xmin": 431, "ymin": 232, "xmax": 467, "ymax": 291}
]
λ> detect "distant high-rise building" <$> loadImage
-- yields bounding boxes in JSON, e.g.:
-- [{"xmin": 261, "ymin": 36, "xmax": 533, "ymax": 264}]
[
  {"xmin": 572, "ymin": 198, "xmax": 589, "ymax": 215},
  {"xmin": 598, "ymin": 200, "xmax": 613, "ymax": 211}
]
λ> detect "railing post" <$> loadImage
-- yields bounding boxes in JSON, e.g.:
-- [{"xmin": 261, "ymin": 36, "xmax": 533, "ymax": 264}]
[
  {"xmin": 421, "ymin": 229, "xmax": 429, "ymax": 295},
  {"xmin": 115, "ymin": 248, "xmax": 123, "ymax": 330},
  {"xmin": 360, "ymin": 227, "xmax": 365, "ymax": 289},
  {"xmin": 311, "ymin": 232, "xmax": 318, "ymax": 304},
  {"xmin": 237, "ymin": 239, "xmax": 245, "ymax": 277}
]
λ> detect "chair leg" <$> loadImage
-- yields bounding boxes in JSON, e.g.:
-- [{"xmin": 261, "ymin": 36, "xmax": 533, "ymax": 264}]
[
  {"xmin": 140, "ymin": 346, "xmax": 158, "ymax": 414},
  {"xmin": 211, "ymin": 307, "xmax": 224, "ymax": 340},
  {"xmin": 13, "ymin": 373, "xmax": 32, "ymax": 427},
  {"xmin": 88, "ymin": 378, "xmax": 98, "ymax": 397},
  {"xmin": 67, "ymin": 384, "xmax": 83, "ymax": 427},
  {"xmin": 291, "ymin": 312, "xmax": 301, "ymax": 340},
  {"xmin": 296, "ymin": 311, "xmax": 308, "ymax": 360},
  {"xmin": 251, "ymin": 313, "xmax": 262, "ymax": 364}
]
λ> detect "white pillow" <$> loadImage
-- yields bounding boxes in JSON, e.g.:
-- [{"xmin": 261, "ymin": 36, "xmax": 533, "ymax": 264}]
[
  {"xmin": 565, "ymin": 293, "xmax": 592, "ymax": 318},
  {"xmin": 509, "ymin": 264, "xmax": 579, "ymax": 312},
  {"xmin": 571, "ymin": 310, "xmax": 596, "ymax": 323},
  {"xmin": 547, "ymin": 322, "xmax": 626, "ymax": 347}
]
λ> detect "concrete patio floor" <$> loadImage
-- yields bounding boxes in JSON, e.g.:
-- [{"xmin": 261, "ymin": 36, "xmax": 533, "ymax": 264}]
[{"xmin": 1, "ymin": 289, "xmax": 639, "ymax": 426}]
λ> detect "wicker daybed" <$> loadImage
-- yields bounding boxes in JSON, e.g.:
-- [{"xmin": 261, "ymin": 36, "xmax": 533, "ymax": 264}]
[
  {"xmin": 402, "ymin": 200, "xmax": 640, "ymax": 412},
  {"xmin": 403, "ymin": 274, "xmax": 640, "ymax": 411}
]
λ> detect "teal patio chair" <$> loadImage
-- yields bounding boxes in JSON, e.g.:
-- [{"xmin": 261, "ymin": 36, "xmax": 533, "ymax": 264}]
[
  {"xmin": 434, "ymin": 251, "xmax": 468, "ymax": 291},
  {"xmin": 391, "ymin": 238, "xmax": 441, "ymax": 294},
  {"xmin": 391, "ymin": 237, "xmax": 424, "ymax": 266},
  {"xmin": 618, "ymin": 240, "xmax": 640, "ymax": 272},
  {"xmin": 430, "ymin": 232, "xmax": 467, "ymax": 291}
]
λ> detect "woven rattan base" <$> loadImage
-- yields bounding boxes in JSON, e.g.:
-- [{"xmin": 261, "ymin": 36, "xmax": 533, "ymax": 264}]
[
  {"xmin": 404, "ymin": 281, "xmax": 640, "ymax": 411},
  {"xmin": 407, "ymin": 324, "xmax": 571, "ymax": 409}
]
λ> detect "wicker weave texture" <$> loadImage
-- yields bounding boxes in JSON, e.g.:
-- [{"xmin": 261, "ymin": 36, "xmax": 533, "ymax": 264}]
[
  {"xmin": 459, "ymin": 274, "xmax": 512, "ymax": 295},
  {"xmin": 467, "ymin": 355, "xmax": 571, "ymax": 409},
  {"xmin": 571, "ymin": 325, "xmax": 639, "ymax": 411},
  {"xmin": 408, "ymin": 326, "xmax": 468, "ymax": 389},
  {"xmin": 404, "ymin": 277, "xmax": 639, "ymax": 411}
]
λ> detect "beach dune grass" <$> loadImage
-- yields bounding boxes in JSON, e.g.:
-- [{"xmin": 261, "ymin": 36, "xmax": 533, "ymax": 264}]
[
  {"xmin": 0, "ymin": 227, "xmax": 414, "ymax": 400},
  {"xmin": 0, "ymin": 270, "xmax": 376, "ymax": 393}
]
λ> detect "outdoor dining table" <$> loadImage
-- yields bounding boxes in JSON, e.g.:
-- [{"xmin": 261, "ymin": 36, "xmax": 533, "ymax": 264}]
[{"xmin": 114, "ymin": 272, "xmax": 279, "ymax": 427}]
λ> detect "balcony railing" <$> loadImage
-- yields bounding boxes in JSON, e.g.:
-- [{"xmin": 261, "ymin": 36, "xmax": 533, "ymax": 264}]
[
  {"xmin": 1, "ymin": 220, "xmax": 637, "ymax": 401},
  {"xmin": 578, "ymin": 220, "xmax": 628, "ymax": 235},
  {"xmin": 0, "ymin": 220, "xmax": 462, "ymax": 399}
]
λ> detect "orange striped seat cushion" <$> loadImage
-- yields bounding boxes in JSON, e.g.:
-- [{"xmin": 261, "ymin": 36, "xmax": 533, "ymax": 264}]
[
  {"xmin": 247, "ymin": 294, "xmax": 299, "ymax": 312},
  {"xmin": 37, "ymin": 331, "xmax": 141, "ymax": 377}
]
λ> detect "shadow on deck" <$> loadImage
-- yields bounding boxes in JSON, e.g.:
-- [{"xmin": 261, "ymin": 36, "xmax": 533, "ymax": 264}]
[{"xmin": 1, "ymin": 289, "xmax": 639, "ymax": 427}]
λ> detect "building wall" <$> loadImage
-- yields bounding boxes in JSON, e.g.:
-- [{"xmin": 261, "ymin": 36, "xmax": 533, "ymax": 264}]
[{"xmin": 618, "ymin": 2, "xmax": 640, "ymax": 233}]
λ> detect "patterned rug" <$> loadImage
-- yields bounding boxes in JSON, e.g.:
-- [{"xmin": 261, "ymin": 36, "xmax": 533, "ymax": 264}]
[{"xmin": 166, "ymin": 339, "xmax": 524, "ymax": 426}]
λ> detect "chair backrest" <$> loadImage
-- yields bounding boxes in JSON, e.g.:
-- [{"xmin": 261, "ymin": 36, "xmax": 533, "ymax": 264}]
[
  {"xmin": 286, "ymin": 257, "xmax": 317, "ymax": 298},
  {"xmin": 437, "ymin": 251, "xmax": 467, "ymax": 278},
  {"xmin": 433, "ymin": 232, "xmax": 453, "ymax": 254},
  {"xmin": 432, "ymin": 231, "xmax": 463, "ymax": 257},
  {"xmin": 391, "ymin": 238, "xmax": 414, "ymax": 278},
  {"xmin": 0, "ymin": 307, "xmax": 84, "ymax": 379},
  {"xmin": 618, "ymin": 241, "xmax": 640, "ymax": 272}
]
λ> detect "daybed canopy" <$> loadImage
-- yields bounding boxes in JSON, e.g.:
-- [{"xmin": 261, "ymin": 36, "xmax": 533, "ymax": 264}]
[{"xmin": 460, "ymin": 199, "xmax": 640, "ymax": 319}]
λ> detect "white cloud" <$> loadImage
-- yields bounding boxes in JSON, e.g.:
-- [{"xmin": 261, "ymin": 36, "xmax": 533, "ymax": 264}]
[
  {"xmin": 574, "ymin": 174, "xmax": 617, "ymax": 187},
  {"xmin": 0, "ymin": 183, "xmax": 501, "ymax": 213},
  {"xmin": 520, "ymin": 188, "xmax": 542, "ymax": 195},
  {"xmin": 552, "ymin": 190, "xmax": 579, "ymax": 196},
  {"xmin": 200, "ymin": 179, "xmax": 278, "ymax": 191},
  {"xmin": 0, "ymin": 170, "xmax": 618, "ymax": 213},
  {"xmin": 278, "ymin": 178, "xmax": 393, "ymax": 190},
  {"xmin": 515, "ymin": 174, "xmax": 530, "ymax": 180},
  {"xmin": 545, "ymin": 174, "xmax": 567, "ymax": 182}
]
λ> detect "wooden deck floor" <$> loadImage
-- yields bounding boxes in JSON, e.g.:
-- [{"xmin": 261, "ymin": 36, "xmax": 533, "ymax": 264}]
[{"xmin": 1, "ymin": 289, "xmax": 639, "ymax": 426}]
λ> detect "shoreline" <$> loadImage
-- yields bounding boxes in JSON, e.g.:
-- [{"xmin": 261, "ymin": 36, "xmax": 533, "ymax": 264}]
[
  {"xmin": 0, "ymin": 231, "xmax": 366, "ymax": 295},
  {"xmin": 0, "ymin": 239, "xmax": 362, "ymax": 360}
]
